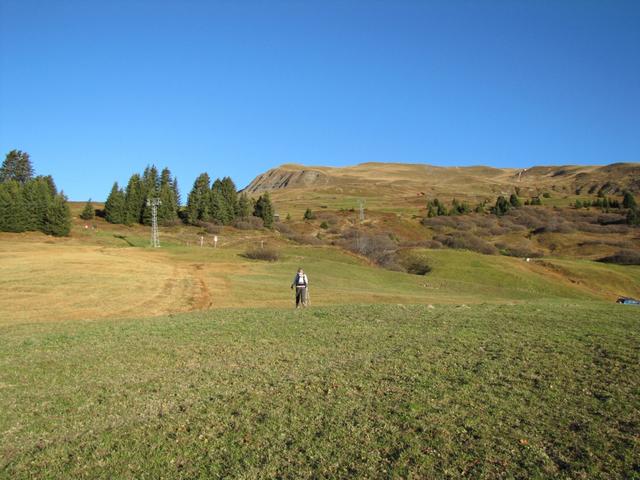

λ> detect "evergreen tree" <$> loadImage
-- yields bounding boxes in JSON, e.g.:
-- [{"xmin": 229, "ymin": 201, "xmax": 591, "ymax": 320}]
[
  {"xmin": 574, "ymin": 199, "xmax": 583, "ymax": 209},
  {"xmin": 627, "ymin": 207, "xmax": 639, "ymax": 226},
  {"xmin": 41, "ymin": 175, "xmax": 57, "ymax": 195},
  {"xmin": 238, "ymin": 192, "xmax": 251, "ymax": 218},
  {"xmin": 491, "ymin": 196, "xmax": 511, "ymax": 216},
  {"xmin": 303, "ymin": 208, "xmax": 315, "ymax": 220},
  {"xmin": 210, "ymin": 189, "xmax": 234, "ymax": 225},
  {"xmin": 509, "ymin": 193, "xmax": 522, "ymax": 208},
  {"xmin": 0, "ymin": 150, "xmax": 34, "ymax": 184},
  {"xmin": 254, "ymin": 192, "xmax": 274, "ymax": 228},
  {"xmin": 124, "ymin": 174, "xmax": 145, "ymax": 225},
  {"xmin": 0, "ymin": 180, "xmax": 26, "ymax": 232},
  {"xmin": 157, "ymin": 182, "xmax": 178, "ymax": 225},
  {"xmin": 171, "ymin": 178, "xmax": 181, "ymax": 207},
  {"xmin": 104, "ymin": 182, "xmax": 126, "ymax": 224},
  {"xmin": 22, "ymin": 178, "xmax": 52, "ymax": 230},
  {"xmin": 623, "ymin": 191, "xmax": 637, "ymax": 210},
  {"xmin": 141, "ymin": 165, "xmax": 161, "ymax": 226},
  {"xmin": 427, "ymin": 203, "xmax": 437, "ymax": 217},
  {"xmin": 80, "ymin": 199, "xmax": 95, "ymax": 220},
  {"xmin": 186, "ymin": 173, "xmax": 211, "ymax": 224},
  {"xmin": 434, "ymin": 198, "xmax": 447, "ymax": 216},
  {"xmin": 218, "ymin": 177, "xmax": 239, "ymax": 216},
  {"xmin": 42, "ymin": 193, "xmax": 71, "ymax": 236}
]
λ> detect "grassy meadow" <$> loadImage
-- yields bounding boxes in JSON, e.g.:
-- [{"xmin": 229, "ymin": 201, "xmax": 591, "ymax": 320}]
[
  {"xmin": 1, "ymin": 203, "xmax": 639, "ymax": 478},
  {"xmin": 1, "ymin": 303, "xmax": 639, "ymax": 479}
]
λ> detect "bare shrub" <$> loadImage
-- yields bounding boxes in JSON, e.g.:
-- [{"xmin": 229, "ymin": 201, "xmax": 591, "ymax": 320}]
[
  {"xmin": 436, "ymin": 232, "xmax": 498, "ymax": 255},
  {"xmin": 243, "ymin": 247, "xmax": 280, "ymax": 261},
  {"xmin": 288, "ymin": 234, "xmax": 323, "ymax": 245},
  {"xmin": 495, "ymin": 242, "xmax": 544, "ymax": 258},
  {"xmin": 274, "ymin": 222, "xmax": 293, "ymax": 235},
  {"xmin": 233, "ymin": 216, "xmax": 264, "ymax": 230},
  {"xmin": 403, "ymin": 255, "xmax": 432, "ymax": 275},
  {"xmin": 598, "ymin": 250, "xmax": 640, "ymax": 265},
  {"xmin": 399, "ymin": 239, "xmax": 442, "ymax": 249},
  {"xmin": 197, "ymin": 221, "xmax": 223, "ymax": 234}
]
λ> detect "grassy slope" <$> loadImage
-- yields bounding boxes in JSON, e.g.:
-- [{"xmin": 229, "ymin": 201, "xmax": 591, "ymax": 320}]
[
  {"xmin": 3, "ymin": 227, "xmax": 639, "ymax": 325},
  {"xmin": 1, "ymin": 303, "xmax": 638, "ymax": 479}
]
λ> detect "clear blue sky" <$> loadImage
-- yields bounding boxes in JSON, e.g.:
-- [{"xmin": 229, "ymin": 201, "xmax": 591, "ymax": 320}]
[{"xmin": 1, "ymin": 0, "xmax": 639, "ymax": 201}]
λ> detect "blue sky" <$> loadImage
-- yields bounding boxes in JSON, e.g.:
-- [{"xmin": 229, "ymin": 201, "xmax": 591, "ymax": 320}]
[{"xmin": 1, "ymin": 0, "xmax": 639, "ymax": 201}]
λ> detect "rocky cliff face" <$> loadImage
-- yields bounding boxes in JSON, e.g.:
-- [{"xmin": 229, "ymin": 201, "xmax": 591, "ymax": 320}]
[{"xmin": 244, "ymin": 166, "xmax": 330, "ymax": 193}]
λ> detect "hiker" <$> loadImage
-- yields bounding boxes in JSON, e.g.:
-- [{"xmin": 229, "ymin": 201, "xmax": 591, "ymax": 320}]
[{"xmin": 291, "ymin": 267, "xmax": 309, "ymax": 308}]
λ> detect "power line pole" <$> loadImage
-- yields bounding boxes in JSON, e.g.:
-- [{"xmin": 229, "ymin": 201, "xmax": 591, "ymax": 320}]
[{"xmin": 147, "ymin": 198, "xmax": 162, "ymax": 248}]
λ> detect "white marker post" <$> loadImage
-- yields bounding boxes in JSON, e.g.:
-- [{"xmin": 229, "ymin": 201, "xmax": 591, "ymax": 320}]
[{"xmin": 214, "ymin": 235, "xmax": 218, "ymax": 248}]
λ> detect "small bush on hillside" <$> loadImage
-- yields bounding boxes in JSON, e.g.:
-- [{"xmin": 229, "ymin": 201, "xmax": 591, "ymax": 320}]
[
  {"xmin": 320, "ymin": 221, "xmax": 329, "ymax": 229},
  {"xmin": 233, "ymin": 216, "xmax": 264, "ymax": 230},
  {"xmin": 399, "ymin": 239, "xmax": 443, "ymax": 249},
  {"xmin": 197, "ymin": 221, "xmax": 223, "ymax": 234},
  {"xmin": 434, "ymin": 232, "xmax": 498, "ymax": 255},
  {"xmin": 288, "ymin": 233, "xmax": 323, "ymax": 245},
  {"xmin": 495, "ymin": 242, "xmax": 544, "ymax": 258},
  {"xmin": 597, "ymin": 250, "xmax": 640, "ymax": 265},
  {"xmin": 243, "ymin": 246, "xmax": 280, "ymax": 261},
  {"xmin": 403, "ymin": 255, "xmax": 432, "ymax": 275},
  {"xmin": 274, "ymin": 222, "xmax": 293, "ymax": 235}
]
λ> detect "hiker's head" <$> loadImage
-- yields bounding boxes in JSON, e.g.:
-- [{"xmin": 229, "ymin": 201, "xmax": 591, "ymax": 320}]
[{"xmin": 297, "ymin": 267, "xmax": 303, "ymax": 274}]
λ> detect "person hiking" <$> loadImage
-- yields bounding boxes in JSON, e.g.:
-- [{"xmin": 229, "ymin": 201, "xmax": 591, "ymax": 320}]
[{"xmin": 291, "ymin": 267, "xmax": 309, "ymax": 308}]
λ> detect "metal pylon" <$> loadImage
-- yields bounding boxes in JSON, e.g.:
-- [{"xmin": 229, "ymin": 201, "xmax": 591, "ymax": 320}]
[{"xmin": 147, "ymin": 198, "xmax": 162, "ymax": 247}]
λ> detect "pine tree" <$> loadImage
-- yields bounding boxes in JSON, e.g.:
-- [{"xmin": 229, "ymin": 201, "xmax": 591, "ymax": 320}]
[
  {"xmin": 509, "ymin": 193, "xmax": 522, "ymax": 208},
  {"xmin": 0, "ymin": 150, "xmax": 34, "ymax": 184},
  {"xmin": 623, "ymin": 191, "xmax": 637, "ymax": 210},
  {"xmin": 171, "ymin": 178, "xmax": 181, "ymax": 207},
  {"xmin": 238, "ymin": 192, "xmax": 251, "ymax": 218},
  {"xmin": 210, "ymin": 189, "xmax": 233, "ymax": 225},
  {"xmin": 186, "ymin": 173, "xmax": 211, "ymax": 224},
  {"xmin": 104, "ymin": 182, "xmax": 126, "ymax": 224},
  {"xmin": 155, "ymin": 168, "xmax": 178, "ymax": 225},
  {"xmin": 0, "ymin": 180, "xmax": 27, "ymax": 232},
  {"xmin": 22, "ymin": 178, "xmax": 53, "ymax": 230},
  {"xmin": 218, "ymin": 177, "xmax": 239, "ymax": 217},
  {"xmin": 141, "ymin": 166, "xmax": 160, "ymax": 226},
  {"xmin": 124, "ymin": 174, "xmax": 145, "ymax": 225},
  {"xmin": 42, "ymin": 193, "xmax": 71, "ymax": 236},
  {"xmin": 492, "ymin": 196, "xmax": 511, "ymax": 216},
  {"xmin": 303, "ymin": 208, "xmax": 315, "ymax": 220},
  {"xmin": 80, "ymin": 199, "xmax": 95, "ymax": 220},
  {"xmin": 627, "ymin": 207, "xmax": 639, "ymax": 226},
  {"xmin": 254, "ymin": 192, "xmax": 274, "ymax": 228},
  {"xmin": 574, "ymin": 199, "xmax": 583, "ymax": 209}
]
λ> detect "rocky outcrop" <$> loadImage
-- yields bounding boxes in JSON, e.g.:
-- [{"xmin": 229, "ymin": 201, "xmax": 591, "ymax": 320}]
[{"xmin": 243, "ymin": 166, "xmax": 329, "ymax": 193}]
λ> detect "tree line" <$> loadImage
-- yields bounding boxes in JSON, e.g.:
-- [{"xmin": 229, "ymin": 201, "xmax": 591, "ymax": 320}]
[
  {"xmin": 104, "ymin": 169, "xmax": 275, "ymax": 228},
  {"xmin": 0, "ymin": 150, "xmax": 71, "ymax": 236},
  {"xmin": 104, "ymin": 166, "xmax": 181, "ymax": 226}
]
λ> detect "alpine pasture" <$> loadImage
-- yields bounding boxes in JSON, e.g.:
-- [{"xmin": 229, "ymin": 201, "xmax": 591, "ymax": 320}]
[{"xmin": 1, "ymin": 200, "xmax": 639, "ymax": 479}]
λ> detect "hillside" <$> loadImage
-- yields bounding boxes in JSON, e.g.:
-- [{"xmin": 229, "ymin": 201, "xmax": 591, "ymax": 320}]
[{"xmin": 244, "ymin": 162, "xmax": 640, "ymax": 213}]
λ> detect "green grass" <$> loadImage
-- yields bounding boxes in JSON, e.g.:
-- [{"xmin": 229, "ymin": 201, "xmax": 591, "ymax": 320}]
[{"xmin": 1, "ymin": 303, "xmax": 638, "ymax": 479}]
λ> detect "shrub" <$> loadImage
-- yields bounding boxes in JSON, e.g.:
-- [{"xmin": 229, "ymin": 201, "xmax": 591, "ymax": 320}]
[
  {"xmin": 243, "ymin": 246, "xmax": 280, "ymax": 261},
  {"xmin": 403, "ymin": 255, "xmax": 432, "ymax": 275},
  {"xmin": 288, "ymin": 233, "xmax": 323, "ymax": 245},
  {"xmin": 197, "ymin": 221, "xmax": 223, "ymax": 234},
  {"xmin": 303, "ymin": 208, "xmax": 315, "ymax": 220},
  {"xmin": 320, "ymin": 221, "xmax": 329, "ymax": 229},
  {"xmin": 598, "ymin": 250, "xmax": 640, "ymax": 265},
  {"xmin": 435, "ymin": 232, "xmax": 498, "ymax": 255},
  {"xmin": 233, "ymin": 216, "xmax": 264, "ymax": 230},
  {"xmin": 274, "ymin": 222, "xmax": 293, "ymax": 235}
]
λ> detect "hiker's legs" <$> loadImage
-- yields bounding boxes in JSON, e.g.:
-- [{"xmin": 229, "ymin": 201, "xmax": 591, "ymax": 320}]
[{"xmin": 296, "ymin": 288, "xmax": 303, "ymax": 307}]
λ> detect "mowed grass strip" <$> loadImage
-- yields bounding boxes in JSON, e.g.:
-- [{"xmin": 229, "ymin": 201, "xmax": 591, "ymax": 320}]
[{"xmin": 1, "ymin": 303, "xmax": 638, "ymax": 479}]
